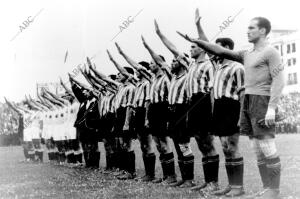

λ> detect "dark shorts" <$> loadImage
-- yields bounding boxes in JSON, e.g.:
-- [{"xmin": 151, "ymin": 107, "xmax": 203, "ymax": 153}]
[
  {"xmin": 102, "ymin": 113, "xmax": 116, "ymax": 138},
  {"xmin": 115, "ymin": 107, "xmax": 127, "ymax": 136},
  {"xmin": 78, "ymin": 126, "xmax": 99, "ymax": 142},
  {"xmin": 134, "ymin": 107, "xmax": 149, "ymax": 136},
  {"xmin": 56, "ymin": 140, "xmax": 65, "ymax": 152},
  {"xmin": 168, "ymin": 104, "xmax": 190, "ymax": 143},
  {"xmin": 240, "ymin": 94, "xmax": 275, "ymax": 139},
  {"xmin": 148, "ymin": 102, "xmax": 170, "ymax": 137},
  {"xmin": 212, "ymin": 97, "xmax": 240, "ymax": 136},
  {"xmin": 115, "ymin": 107, "xmax": 136, "ymax": 138},
  {"xmin": 187, "ymin": 93, "xmax": 212, "ymax": 135}
]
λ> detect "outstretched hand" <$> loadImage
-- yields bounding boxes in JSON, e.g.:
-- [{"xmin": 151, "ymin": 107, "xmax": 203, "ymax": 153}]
[
  {"xmin": 154, "ymin": 19, "xmax": 161, "ymax": 35},
  {"xmin": 115, "ymin": 42, "xmax": 123, "ymax": 55},
  {"xmin": 86, "ymin": 57, "xmax": 93, "ymax": 68},
  {"xmin": 176, "ymin": 31, "xmax": 197, "ymax": 43},
  {"xmin": 195, "ymin": 8, "xmax": 201, "ymax": 24},
  {"xmin": 141, "ymin": 35, "xmax": 148, "ymax": 48},
  {"xmin": 106, "ymin": 50, "xmax": 113, "ymax": 61}
]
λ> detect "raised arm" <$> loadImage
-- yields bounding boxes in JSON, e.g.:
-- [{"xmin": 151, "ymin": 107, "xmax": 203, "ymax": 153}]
[
  {"xmin": 60, "ymin": 77, "xmax": 74, "ymax": 96},
  {"xmin": 41, "ymin": 90, "xmax": 65, "ymax": 107},
  {"xmin": 115, "ymin": 43, "xmax": 152, "ymax": 81},
  {"xmin": 87, "ymin": 57, "xmax": 119, "ymax": 88},
  {"xmin": 44, "ymin": 89, "xmax": 69, "ymax": 106},
  {"xmin": 141, "ymin": 35, "xmax": 165, "ymax": 66},
  {"xmin": 106, "ymin": 50, "xmax": 131, "ymax": 78},
  {"xmin": 28, "ymin": 95, "xmax": 48, "ymax": 111},
  {"xmin": 177, "ymin": 31, "xmax": 243, "ymax": 63},
  {"xmin": 154, "ymin": 20, "xmax": 183, "ymax": 57},
  {"xmin": 69, "ymin": 72, "xmax": 90, "ymax": 91},
  {"xmin": 4, "ymin": 97, "xmax": 22, "ymax": 115},
  {"xmin": 115, "ymin": 42, "xmax": 142, "ymax": 70},
  {"xmin": 195, "ymin": 8, "xmax": 209, "ymax": 42}
]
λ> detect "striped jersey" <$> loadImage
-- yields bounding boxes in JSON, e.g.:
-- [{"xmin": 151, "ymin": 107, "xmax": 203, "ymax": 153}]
[
  {"xmin": 186, "ymin": 60, "xmax": 214, "ymax": 98},
  {"xmin": 168, "ymin": 73, "xmax": 188, "ymax": 105},
  {"xmin": 115, "ymin": 83, "xmax": 135, "ymax": 109},
  {"xmin": 98, "ymin": 94, "xmax": 105, "ymax": 117},
  {"xmin": 106, "ymin": 93, "xmax": 116, "ymax": 114},
  {"xmin": 213, "ymin": 60, "xmax": 245, "ymax": 100},
  {"xmin": 134, "ymin": 80, "xmax": 151, "ymax": 108},
  {"xmin": 149, "ymin": 74, "xmax": 170, "ymax": 104}
]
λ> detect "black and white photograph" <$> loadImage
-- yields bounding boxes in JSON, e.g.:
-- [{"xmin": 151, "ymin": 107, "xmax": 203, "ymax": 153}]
[{"xmin": 0, "ymin": 0, "xmax": 300, "ymax": 198}]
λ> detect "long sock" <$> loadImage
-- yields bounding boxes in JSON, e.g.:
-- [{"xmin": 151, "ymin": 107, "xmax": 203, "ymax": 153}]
[
  {"xmin": 266, "ymin": 156, "xmax": 281, "ymax": 190},
  {"xmin": 120, "ymin": 151, "xmax": 127, "ymax": 171},
  {"xmin": 202, "ymin": 155, "xmax": 219, "ymax": 183},
  {"xmin": 183, "ymin": 155, "xmax": 194, "ymax": 181},
  {"xmin": 258, "ymin": 158, "xmax": 269, "ymax": 188},
  {"xmin": 178, "ymin": 159, "xmax": 185, "ymax": 180},
  {"xmin": 202, "ymin": 156, "xmax": 210, "ymax": 183},
  {"xmin": 225, "ymin": 158, "xmax": 233, "ymax": 185},
  {"xmin": 127, "ymin": 151, "xmax": 136, "ymax": 174},
  {"xmin": 160, "ymin": 152, "xmax": 176, "ymax": 178},
  {"xmin": 110, "ymin": 152, "xmax": 117, "ymax": 169},
  {"xmin": 92, "ymin": 152, "xmax": 100, "ymax": 168},
  {"xmin": 142, "ymin": 153, "xmax": 149, "ymax": 176},
  {"xmin": 77, "ymin": 153, "xmax": 83, "ymax": 163},
  {"xmin": 230, "ymin": 157, "xmax": 244, "ymax": 188},
  {"xmin": 208, "ymin": 155, "xmax": 219, "ymax": 183},
  {"xmin": 106, "ymin": 154, "xmax": 112, "ymax": 170},
  {"xmin": 147, "ymin": 153, "xmax": 156, "ymax": 178},
  {"xmin": 83, "ymin": 151, "xmax": 89, "ymax": 167}
]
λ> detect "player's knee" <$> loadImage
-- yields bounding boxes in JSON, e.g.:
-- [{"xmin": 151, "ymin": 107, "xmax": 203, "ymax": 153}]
[
  {"xmin": 258, "ymin": 139, "xmax": 278, "ymax": 158},
  {"xmin": 179, "ymin": 143, "xmax": 193, "ymax": 157},
  {"xmin": 199, "ymin": 141, "xmax": 215, "ymax": 156}
]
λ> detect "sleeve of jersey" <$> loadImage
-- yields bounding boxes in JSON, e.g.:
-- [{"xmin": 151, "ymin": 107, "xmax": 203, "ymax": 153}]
[
  {"xmin": 235, "ymin": 65, "xmax": 245, "ymax": 92},
  {"xmin": 145, "ymin": 83, "xmax": 151, "ymax": 101},
  {"xmin": 207, "ymin": 63, "xmax": 214, "ymax": 89},
  {"xmin": 267, "ymin": 48, "xmax": 285, "ymax": 109}
]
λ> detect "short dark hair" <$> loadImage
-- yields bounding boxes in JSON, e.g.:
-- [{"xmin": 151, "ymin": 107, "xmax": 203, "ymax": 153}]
[
  {"xmin": 138, "ymin": 61, "xmax": 150, "ymax": 70},
  {"xmin": 215, "ymin": 37, "xmax": 235, "ymax": 50},
  {"xmin": 123, "ymin": 66, "xmax": 134, "ymax": 75},
  {"xmin": 252, "ymin": 17, "xmax": 271, "ymax": 35},
  {"xmin": 108, "ymin": 74, "xmax": 117, "ymax": 80}
]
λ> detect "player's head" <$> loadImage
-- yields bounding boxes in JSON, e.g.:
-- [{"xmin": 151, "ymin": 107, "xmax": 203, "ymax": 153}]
[
  {"xmin": 215, "ymin": 38, "xmax": 234, "ymax": 63},
  {"xmin": 248, "ymin": 17, "xmax": 271, "ymax": 43},
  {"xmin": 139, "ymin": 61, "xmax": 150, "ymax": 71},
  {"xmin": 124, "ymin": 66, "xmax": 134, "ymax": 76},
  {"xmin": 171, "ymin": 53, "xmax": 189, "ymax": 74},
  {"xmin": 216, "ymin": 37, "xmax": 234, "ymax": 50},
  {"xmin": 149, "ymin": 55, "xmax": 165, "ymax": 74},
  {"xmin": 108, "ymin": 74, "xmax": 117, "ymax": 80},
  {"xmin": 117, "ymin": 72, "xmax": 125, "ymax": 82},
  {"xmin": 190, "ymin": 42, "xmax": 205, "ymax": 59}
]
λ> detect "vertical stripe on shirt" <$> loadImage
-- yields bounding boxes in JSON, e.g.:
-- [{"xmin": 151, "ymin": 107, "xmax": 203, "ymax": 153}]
[{"xmin": 213, "ymin": 61, "xmax": 245, "ymax": 100}]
